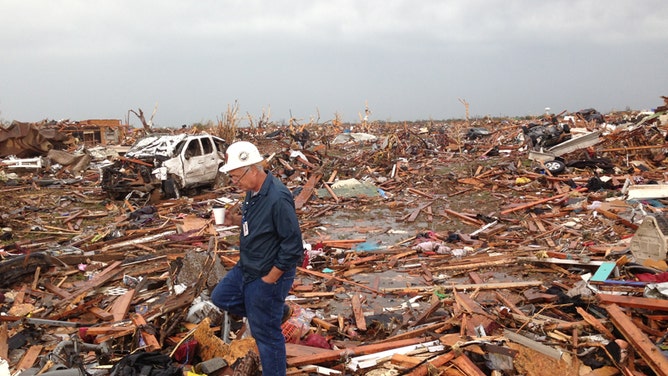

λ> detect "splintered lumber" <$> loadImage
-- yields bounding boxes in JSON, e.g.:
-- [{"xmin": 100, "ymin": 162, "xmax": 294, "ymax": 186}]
[
  {"xmin": 380, "ymin": 321, "xmax": 449, "ymax": 343},
  {"xmin": 450, "ymin": 354, "xmax": 486, "ymax": 376},
  {"xmin": 411, "ymin": 298, "xmax": 442, "ymax": 327},
  {"xmin": 390, "ymin": 353, "xmax": 423, "ymax": 368},
  {"xmin": 597, "ymin": 293, "xmax": 668, "ymax": 311},
  {"xmin": 500, "ymin": 188, "xmax": 586, "ymax": 215},
  {"xmin": 48, "ymin": 295, "xmax": 104, "ymax": 321},
  {"xmin": 351, "ymin": 293, "xmax": 367, "ymax": 331},
  {"xmin": 576, "ymin": 306, "xmax": 615, "ymax": 340},
  {"xmin": 319, "ymin": 239, "xmax": 366, "ymax": 249},
  {"xmin": 297, "ymin": 267, "xmax": 381, "ymax": 295},
  {"xmin": 311, "ymin": 317, "xmax": 337, "ymax": 332},
  {"xmin": 494, "ymin": 291, "xmax": 526, "ymax": 317},
  {"xmin": 407, "ymin": 188, "xmax": 434, "ymax": 199},
  {"xmin": 605, "ymin": 303, "xmax": 668, "ymax": 376},
  {"xmin": 327, "ymin": 170, "xmax": 338, "ymax": 183},
  {"xmin": 110, "ymin": 289, "xmax": 136, "ymax": 322},
  {"xmin": 596, "ymin": 208, "xmax": 639, "ymax": 230},
  {"xmin": 294, "ymin": 173, "xmax": 322, "ymax": 210},
  {"xmin": 430, "ymin": 257, "xmax": 524, "ymax": 273},
  {"xmin": 88, "ymin": 307, "xmax": 114, "ymax": 321},
  {"xmin": 454, "ymin": 291, "xmax": 496, "ymax": 336},
  {"xmin": 285, "ymin": 343, "xmax": 334, "ymax": 358},
  {"xmin": 85, "ymin": 325, "xmax": 136, "ymax": 336},
  {"xmin": 381, "ymin": 280, "xmax": 543, "ymax": 293},
  {"xmin": 287, "ymin": 337, "xmax": 429, "ymax": 367},
  {"xmin": 57, "ymin": 261, "xmax": 123, "ymax": 303},
  {"xmin": 388, "ymin": 250, "xmax": 417, "ymax": 268},
  {"xmin": 404, "ymin": 351, "xmax": 456, "ymax": 376},
  {"xmin": 131, "ymin": 313, "xmax": 161, "ymax": 351},
  {"xmin": 322, "ymin": 182, "xmax": 340, "ymax": 203},
  {"xmin": 441, "ymin": 209, "xmax": 484, "ymax": 226},
  {"xmin": 404, "ymin": 202, "xmax": 433, "ymax": 223},
  {"xmin": 15, "ymin": 345, "xmax": 44, "ymax": 370},
  {"xmin": 0, "ymin": 324, "xmax": 7, "ymax": 360}
]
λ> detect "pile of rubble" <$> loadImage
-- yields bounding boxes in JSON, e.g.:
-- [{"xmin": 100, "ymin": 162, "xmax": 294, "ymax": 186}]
[{"xmin": 1, "ymin": 99, "xmax": 668, "ymax": 375}]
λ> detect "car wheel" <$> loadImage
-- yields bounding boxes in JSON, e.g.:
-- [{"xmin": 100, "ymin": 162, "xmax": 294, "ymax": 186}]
[{"xmin": 544, "ymin": 160, "xmax": 566, "ymax": 175}]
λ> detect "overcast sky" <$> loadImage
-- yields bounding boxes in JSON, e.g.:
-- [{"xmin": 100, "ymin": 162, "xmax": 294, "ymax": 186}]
[{"xmin": 1, "ymin": 1, "xmax": 667, "ymax": 128}]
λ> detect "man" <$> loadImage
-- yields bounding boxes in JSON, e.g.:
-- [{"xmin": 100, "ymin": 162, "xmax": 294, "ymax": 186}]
[{"xmin": 211, "ymin": 141, "xmax": 303, "ymax": 376}]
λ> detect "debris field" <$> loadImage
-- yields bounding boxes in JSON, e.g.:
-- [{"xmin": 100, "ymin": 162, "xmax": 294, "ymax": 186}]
[{"xmin": 1, "ymin": 98, "xmax": 668, "ymax": 375}]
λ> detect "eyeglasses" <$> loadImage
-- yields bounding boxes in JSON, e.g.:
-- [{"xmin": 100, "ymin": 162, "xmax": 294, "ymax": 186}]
[{"xmin": 228, "ymin": 167, "xmax": 250, "ymax": 183}]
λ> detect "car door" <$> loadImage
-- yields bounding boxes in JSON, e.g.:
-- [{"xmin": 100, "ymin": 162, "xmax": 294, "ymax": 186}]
[
  {"xmin": 198, "ymin": 136, "xmax": 219, "ymax": 183},
  {"xmin": 180, "ymin": 137, "xmax": 208, "ymax": 186}
]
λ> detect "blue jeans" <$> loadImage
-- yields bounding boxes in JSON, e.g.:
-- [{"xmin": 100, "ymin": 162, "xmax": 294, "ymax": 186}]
[{"xmin": 211, "ymin": 265, "xmax": 295, "ymax": 376}]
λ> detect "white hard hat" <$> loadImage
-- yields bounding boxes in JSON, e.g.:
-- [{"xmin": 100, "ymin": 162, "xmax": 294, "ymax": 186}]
[{"xmin": 219, "ymin": 141, "xmax": 264, "ymax": 173}]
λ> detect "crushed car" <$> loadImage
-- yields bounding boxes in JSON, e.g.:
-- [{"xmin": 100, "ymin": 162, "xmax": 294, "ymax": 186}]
[{"xmin": 101, "ymin": 133, "xmax": 227, "ymax": 199}]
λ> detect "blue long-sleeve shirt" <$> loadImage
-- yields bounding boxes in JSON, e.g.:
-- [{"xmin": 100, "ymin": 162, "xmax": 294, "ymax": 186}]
[{"xmin": 238, "ymin": 171, "xmax": 303, "ymax": 283}]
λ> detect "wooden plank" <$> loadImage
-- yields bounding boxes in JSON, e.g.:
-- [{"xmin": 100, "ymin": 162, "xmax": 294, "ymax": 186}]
[
  {"xmin": 450, "ymin": 353, "xmax": 486, "ymax": 376},
  {"xmin": 42, "ymin": 282, "xmax": 70, "ymax": 299},
  {"xmin": 411, "ymin": 298, "xmax": 441, "ymax": 327},
  {"xmin": 0, "ymin": 323, "xmax": 7, "ymax": 360},
  {"xmin": 311, "ymin": 317, "xmax": 336, "ymax": 332},
  {"xmin": 523, "ymin": 288, "xmax": 558, "ymax": 303},
  {"xmin": 297, "ymin": 267, "xmax": 381, "ymax": 295},
  {"xmin": 381, "ymin": 280, "xmax": 544, "ymax": 293},
  {"xmin": 407, "ymin": 187, "xmax": 434, "ymax": 199},
  {"xmin": 390, "ymin": 353, "xmax": 423, "ymax": 368},
  {"xmin": 442, "ymin": 209, "xmax": 484, "ymax": 226},
  {"xmin": 109, "ymin": 289, "xmax": 136, "ymax": 322},
  {"xmin": 351, "ymin": 293, "xmax": 366, "ymax": 331},
  {"xmin": 94, "ymin": 328, "xmax": 136, "ymax": 344},
  {"xmin": 88, "ymin": 307, "xmax": 114, "ymax": 321},
  {"xmin": 404, "ymin": 351, "xmax": 456, "ymax": 376},
  {"xmin": 382, "ymin": 321, "xmax": 449, "ymax": 343},
  {"xmin": 323, "ymin": 182, "xmax": 340, "ymax": 203},
  {"xmin": 287, "ymin": 337, "xmax": 427, "ymax": 367},
  {"xmin": 131, "ymin": 313, "xmax": 161, "ymax": 351},
  {"xmin": 85, "ymin": 325, "xmax": 136, "ymax": 336},
  {"xmin": 468, "ymin": 272, "xmax": 484, "ymax": 284},
  {"xmin": 405, "ymin": 202, "xmax": 432, "ymax": 223},
  {"xmin": 605, "ymin": 303, "xmax": 668, "ymax": 376},
  {"xmin": 597, "ymin": 293, "xmax": 668, "ymax": 311},
  {"xmin": 48, "ymin": 295, "xmax": 104, "ymax": 321},
  {"xmin": 326, "ymin": 170, "xmax": 338, "ymax": 183},
  {"xmin": 58, "ymin": 260, "xmax": 123, "ymax": 303},
  {"xmin": 15, "ymin": 345, "xmax": 44, "ymax": 370},
  {"xmin": 597, "ymin": 208, "xmax": 639, "ymax": 230},
  {"xmin": 420, "ymin": 263, "xmax": 433, "ymax": 284},
  {"xmin": 294, "ymin": 173, "xmax": 322, "ymax": 210},
  {"xmin": 500, "ymin": 187, "xmax": 586, "ymax": 215},
  {"xmin": 286, "ymin": 343, "xmax": 334, "ymax": 357},
  {"xmin": 590, "ymin": 262, "xmax": 617, "ymax": 282},
  {"xmin": 494, "ymin": 291, "xmax": 526, "ymax": 317},
  {"xmin": 454, "ymin": 291, "xmax": 496, "ymax": 335},
  {"xmin": 575, "ymin": 307, "xmax": 615, "ymax": 341},
  {"xmin": 388, "ymin": 250, "xmax": 416, "ymax": 269}
]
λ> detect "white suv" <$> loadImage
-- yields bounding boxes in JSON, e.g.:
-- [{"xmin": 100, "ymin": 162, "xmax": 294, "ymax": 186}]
[{"xmin": 102, "ymin": 134, "xmax": 227, "ymax": 199}]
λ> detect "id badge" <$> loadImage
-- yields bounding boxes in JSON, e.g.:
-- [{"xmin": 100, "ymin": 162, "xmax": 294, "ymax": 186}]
[{"xmin": 242, "ymin": 221, "xmax": 249, "ymax": 236}]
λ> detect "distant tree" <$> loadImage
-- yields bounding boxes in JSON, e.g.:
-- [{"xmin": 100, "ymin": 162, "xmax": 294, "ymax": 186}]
[{"xmin": 129, "ymin": 103, "xmax": 159, "ymax": 134}]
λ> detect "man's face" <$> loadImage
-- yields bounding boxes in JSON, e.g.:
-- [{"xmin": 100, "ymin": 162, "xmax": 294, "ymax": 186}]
[{"xmin": 227, "ymin": 166, "xmax": 253, "ymax": 189}]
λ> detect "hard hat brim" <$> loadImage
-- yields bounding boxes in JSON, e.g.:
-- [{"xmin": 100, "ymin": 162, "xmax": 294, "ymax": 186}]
[{"xmin": 219, "ymin": 155, "xmax": 264, "ymax": 173}]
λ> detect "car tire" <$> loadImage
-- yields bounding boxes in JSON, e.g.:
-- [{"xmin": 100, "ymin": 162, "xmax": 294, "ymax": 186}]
[{"xmin": 544, "ymin": 160, "xmax": 566, "ymax": 175}]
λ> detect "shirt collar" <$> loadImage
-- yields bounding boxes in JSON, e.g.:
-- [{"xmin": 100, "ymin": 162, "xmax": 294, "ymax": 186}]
[{"xmin": 251, "ymin": 170, "xmax": 273, "ymax": 197}]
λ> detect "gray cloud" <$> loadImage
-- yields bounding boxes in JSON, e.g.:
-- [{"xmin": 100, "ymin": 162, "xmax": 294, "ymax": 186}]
[{"xmin": 1, "ymin": 0, "xmax": 667, "ymax": 126}]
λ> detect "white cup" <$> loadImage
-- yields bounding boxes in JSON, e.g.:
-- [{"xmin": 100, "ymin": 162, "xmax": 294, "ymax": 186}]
[{"xmin": 212, "ymin": 207, "xmax": 226, "ymax": 225}]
